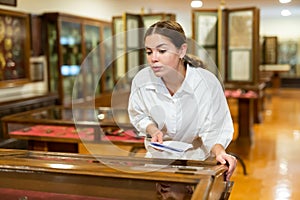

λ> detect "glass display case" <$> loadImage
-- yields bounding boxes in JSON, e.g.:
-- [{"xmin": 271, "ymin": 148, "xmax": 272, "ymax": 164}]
[
  {"xmin": 0, "ymin": 149, "xmax": 233, "ymax": 200},
  {"xmin": 226, "ymin": 8, "xmax": 260, "ymax": 85},
  {"xmin": 1, "ymin": 106, "xmax": 142, "ymax": 153},
  {"xmin": 192, "ymin": 7, "xmax": 260, "ymax": 86},
  {"xmin": 42, "ymin": 13, "xmax": 112, "ymax": 105},
  {"xmin": 0, "ymin": 8, "xmax": 31, "ymax": 88}
]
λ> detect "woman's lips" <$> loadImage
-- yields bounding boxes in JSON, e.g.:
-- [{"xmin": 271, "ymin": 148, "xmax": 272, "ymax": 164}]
[{"xmin": 151, "ymin": 66, "xmax": 162, "ymax": 72}]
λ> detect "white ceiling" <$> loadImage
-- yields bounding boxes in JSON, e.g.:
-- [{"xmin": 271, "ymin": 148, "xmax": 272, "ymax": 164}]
[{"xmin": 198, "ymin": 0, "xmax": 300, "ymax": 17}]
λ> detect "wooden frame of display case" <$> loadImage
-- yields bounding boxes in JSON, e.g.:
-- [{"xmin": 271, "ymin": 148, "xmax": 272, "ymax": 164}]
[
  {"xmin": 42, "ymin": 12, "xmax": 112, "ymax": 106},
  {"xmin": 0, "ymin": 8, "xmax": 31, "ymax": 88}
]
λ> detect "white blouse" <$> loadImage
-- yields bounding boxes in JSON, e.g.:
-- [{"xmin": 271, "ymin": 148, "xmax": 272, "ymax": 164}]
[{"xmin": 128, "ymin": 64, "xmax": 234, "ymax": 160}]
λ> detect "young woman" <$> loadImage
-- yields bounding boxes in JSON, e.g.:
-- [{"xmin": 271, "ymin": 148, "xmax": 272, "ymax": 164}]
[{"xmin": 128, "ymin": 20, "xmax": 236, "ymax": 180}]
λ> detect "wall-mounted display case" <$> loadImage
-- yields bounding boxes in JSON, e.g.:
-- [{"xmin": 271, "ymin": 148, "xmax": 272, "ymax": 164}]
[
  {"xmin": 192, "ymin": 7, "xmax": 260, "ymax": 86},
  {"xmin": 42, "ymin": 13, "xmax": 112, "ymax": 105},
  {"xmin": 226, "ymin": 8, "xmax": 260, "ymax": 85},
  {"xmin": 0, "ymin": 9, "xmax": 31, "ymax": 88}
]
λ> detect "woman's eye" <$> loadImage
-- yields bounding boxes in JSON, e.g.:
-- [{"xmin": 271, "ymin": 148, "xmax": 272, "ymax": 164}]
[
  {"xmin": 158, "ymin": 49, "xmax": 166, "ymax": 54},
  {"xmin": 146, "ymin": 51, "xmax": 152, "ymax": 55}
]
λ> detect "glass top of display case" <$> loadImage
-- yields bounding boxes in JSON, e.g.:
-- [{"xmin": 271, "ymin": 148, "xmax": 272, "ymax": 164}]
[{"xmin": 2, "ymin": 106, "xmax": 132, "ymax": 129}]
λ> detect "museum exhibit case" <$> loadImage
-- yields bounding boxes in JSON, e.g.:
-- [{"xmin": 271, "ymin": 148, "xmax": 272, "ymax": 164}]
[
  {"xmin": 42, "ymin": 13, "xmax": 112, "ymax": 105},
  {"xmin": 0, "ymin": 8, "xmax": 31, "ymax": 88},
  {"xmin": 1, "ymin": 106, "xmax": 144, "ymax": 154},
  {"xmin": 0, "ymin": 149, "xmax": 233, "ymax": 200}
]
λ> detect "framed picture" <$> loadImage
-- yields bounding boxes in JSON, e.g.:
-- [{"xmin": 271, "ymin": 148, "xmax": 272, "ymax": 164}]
[
  {"xmin": 0, "ymin": 8, "xmax": 31, "ymax": 88},
  {"xmin": 0, "ymin": 0, "xmax": 17, "ymax": 7}
]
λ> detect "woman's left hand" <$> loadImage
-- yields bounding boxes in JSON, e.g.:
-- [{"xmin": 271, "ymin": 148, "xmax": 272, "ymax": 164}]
[{"xmin": 216, "ymin": 153, "xmax": 237, "ymax": 181}]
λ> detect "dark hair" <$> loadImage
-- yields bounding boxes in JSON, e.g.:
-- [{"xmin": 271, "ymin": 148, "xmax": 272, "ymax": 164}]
[{"xmin": 144, "ymin": 20, "xmax": 206, "ymax": 69}]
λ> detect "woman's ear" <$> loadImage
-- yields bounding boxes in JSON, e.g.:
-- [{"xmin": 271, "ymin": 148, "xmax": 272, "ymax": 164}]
[{"xmin": 179, "ymin": 43, "xmax": 188, "ymax": 58}]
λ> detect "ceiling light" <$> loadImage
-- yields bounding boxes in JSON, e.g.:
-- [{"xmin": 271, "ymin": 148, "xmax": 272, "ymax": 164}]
[
  {"xmin": 279, "ymin": 0, "xmax": 292, "ymax": 3},
  {"xmin": 191, "ymin": 0, "xmax": 203, "ymax": 8},
  {"xmin": 281, "ymin": 9, "xmax": 292, "ymax": 16}
]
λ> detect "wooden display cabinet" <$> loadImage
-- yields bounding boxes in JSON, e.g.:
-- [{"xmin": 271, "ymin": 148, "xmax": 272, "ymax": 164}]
[
  {"xmin": 192, "ymin": 8, "xmax": 265, "ymax": 129},
  {"xmin": 192, "ymin": 7, "xmax": 260, "ymax": 86},
  {"xmin": 42, "ymin": 13, "xmax": 112, "ymax": 106},
  {"xmin": 0, "ymin": 8, "xmax": 31, "ymax": 88},
  {"xmin": 0, "ymin": 149, "xmax": 233, "ymax": 200}
]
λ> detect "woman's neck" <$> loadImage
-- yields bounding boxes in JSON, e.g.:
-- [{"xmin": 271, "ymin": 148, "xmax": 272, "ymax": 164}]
[{"xmin": 162, "ymin": 63, "xmax": 186, "ymax": 96}]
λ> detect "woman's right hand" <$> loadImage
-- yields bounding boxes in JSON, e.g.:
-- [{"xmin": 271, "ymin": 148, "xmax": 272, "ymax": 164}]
[
  {"xmin": 151, "ymin": 131, "xmax": 164, "ymax": 143},
  {"xmin": 146, "ymin": 124, "xmax": 164, "ymax": 144}
]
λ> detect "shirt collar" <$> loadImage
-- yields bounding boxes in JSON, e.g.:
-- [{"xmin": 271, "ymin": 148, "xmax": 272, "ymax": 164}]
[
  {"xmin": 178, "ymin": 64, "xmax": 195, "ymax": 95},
  {"xmin": 144, "ymin": 65, "xmax": 195, "ymax": 95}
]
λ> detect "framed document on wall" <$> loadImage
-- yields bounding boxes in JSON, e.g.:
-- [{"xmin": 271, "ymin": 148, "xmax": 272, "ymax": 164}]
[{"xmin": 226, "ymin": 7, "xmax": 260, "ymax": 85}]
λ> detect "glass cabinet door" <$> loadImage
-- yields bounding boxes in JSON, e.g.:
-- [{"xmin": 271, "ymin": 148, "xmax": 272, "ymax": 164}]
[
  {"xmin": 112, "ymin": 16, "xmax": 125, "ymax": 82},
  {"xmin": 192, "ymin": 10, "xmax": 218, "ymax": 67},
  {"xmin": 124, "ymin": 13, "xmax": 143, "ymax": 81},
  {"xmin": 43, "ymin": 13, "xmax": 112, "ymax": 106},
  {"xmin": 83, "ymin": 24, "xmax": 101, "ymax": 100},
  {"xmin": 226, "ymin": 8, "xmax": 259, "ymax": 85},
  {"xmin": 60, "ymin": 21, "xmax": 82, "ymax": 104},
  {"xmin": 47, "ymin": 22, "xmax": 59, "ymax": 94},
  {"xmin": 102, "ymin": 25, "xmax": 114, "ymax": 92}
]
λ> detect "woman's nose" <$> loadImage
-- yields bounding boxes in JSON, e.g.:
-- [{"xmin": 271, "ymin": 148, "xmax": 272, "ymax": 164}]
[{"xmin": 151, "ymin": 51, "xmax": 159, "ymax": 62}]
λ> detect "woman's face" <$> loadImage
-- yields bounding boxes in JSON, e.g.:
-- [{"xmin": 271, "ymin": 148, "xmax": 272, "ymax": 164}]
[{"xmin": 145, "ymin": 33, "xmax": 185, "ymax": 77}]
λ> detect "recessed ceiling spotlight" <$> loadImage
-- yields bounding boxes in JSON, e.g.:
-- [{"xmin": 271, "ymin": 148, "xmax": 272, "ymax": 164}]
[
  {"xmin": 191, "ymin": 0, "xmax": 203, "ymax": 8},
  {"xmin": 281, "ymin": 9, "xmax": 292, "ymax": 16},
  {"xmin": 279, "ymin": 0, "xmax": 292, "ymax": 4}
]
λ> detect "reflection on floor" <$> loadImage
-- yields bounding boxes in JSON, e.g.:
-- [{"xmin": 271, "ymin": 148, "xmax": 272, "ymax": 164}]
[{"xmin": 228, "ymin": 88, "xmax": 300, "ymax": 200}]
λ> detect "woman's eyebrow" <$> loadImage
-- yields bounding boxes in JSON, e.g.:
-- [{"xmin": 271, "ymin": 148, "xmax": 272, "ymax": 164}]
[{"xmin": 145, "ymin": 43, "xmax": 168, "ymax": 49}]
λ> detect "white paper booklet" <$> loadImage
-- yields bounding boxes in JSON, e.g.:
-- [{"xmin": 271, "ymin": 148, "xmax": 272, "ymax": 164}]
[{"xmin": 149, "ymin": 141, "xmax": 193, "ymax": 153}]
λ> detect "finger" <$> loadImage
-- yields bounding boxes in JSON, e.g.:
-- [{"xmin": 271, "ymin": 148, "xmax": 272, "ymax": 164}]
[
  {"xmin": 151, "ymin": 135, "xmax": 159, "ymax": 142},
  {"xmin": 158, "ymin": 135, "xmax": 163, "ymax": 144},
  {"xmin": 216, "ymin": 156, "xmax": 227, "ymax": 165}
]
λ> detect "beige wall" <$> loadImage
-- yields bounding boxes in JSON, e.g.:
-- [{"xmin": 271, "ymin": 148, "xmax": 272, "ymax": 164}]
[{"xmin": 1, "ymin": 0, "xmax": 298, "ymax": 39}]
